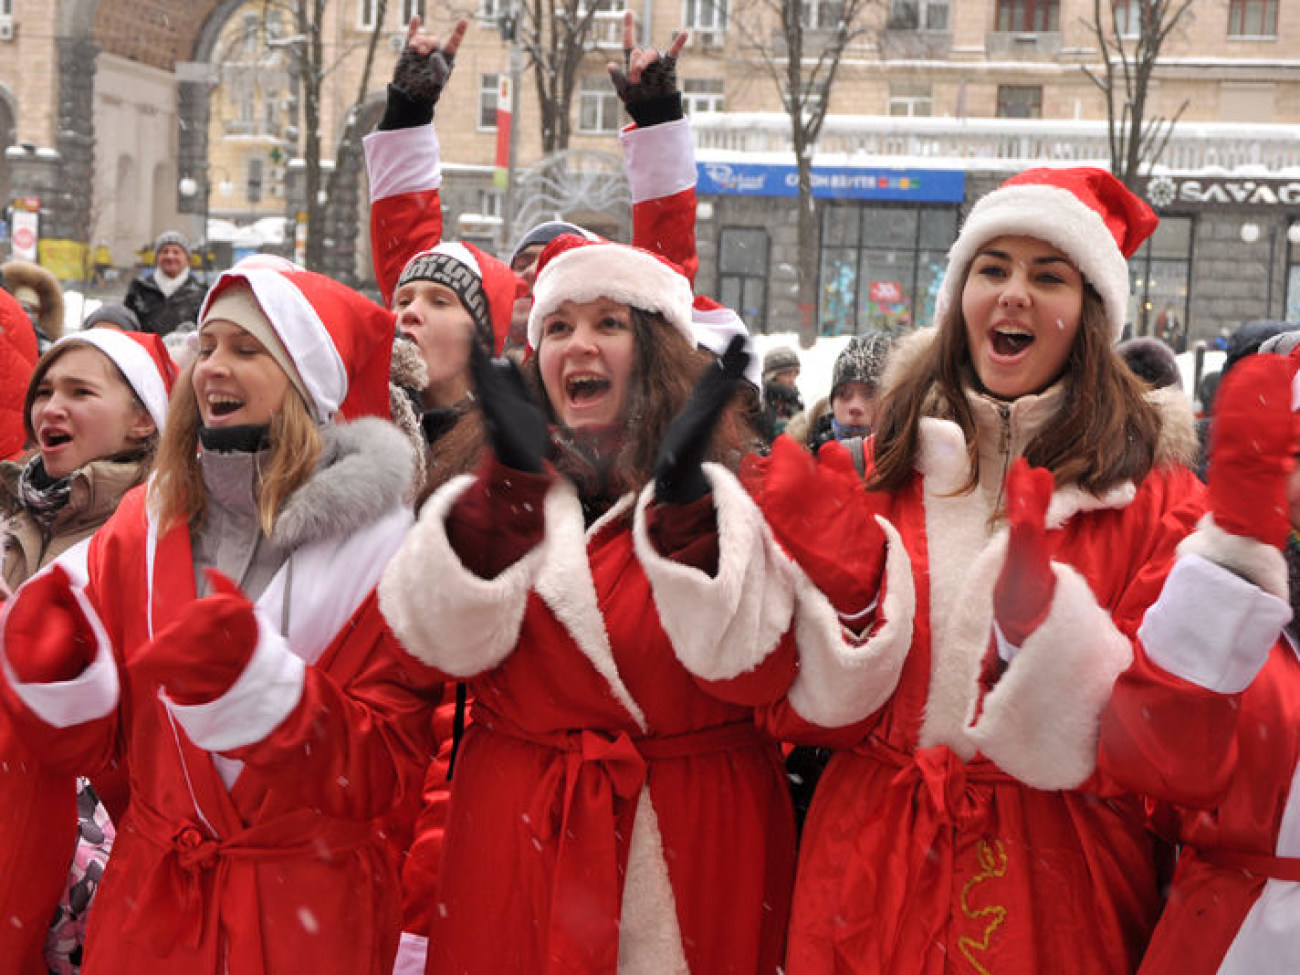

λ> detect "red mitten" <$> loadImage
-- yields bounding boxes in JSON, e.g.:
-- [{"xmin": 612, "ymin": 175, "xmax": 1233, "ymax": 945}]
[
  {"xmin": 4, "ymin": 565, "xmax": 97, "ymax": 683},
  {"xmin": 759, "ymin": 434, "xmax": 886, "ymax": 615},
  {"xmin": 993, "ymin": 458, "xmax": 1057, "ymax": 647},
  {"xmin": 1208, "ymin": 353, "xmax": 1300, "ymax": 550},
  {"xmin": 133, "ymin": 570, "xmax": 259, "ymax": 705}
]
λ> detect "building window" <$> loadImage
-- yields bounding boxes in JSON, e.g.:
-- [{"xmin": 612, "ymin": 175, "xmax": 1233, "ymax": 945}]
[
  {"xmin": 684, "ymin": 0, "xmax": 727, "ymax": 32},
  {"xmin": 997, "ymin": 84, "xmax": 1043, "ymax": 118},
  {"xmin": 246, "ymin": 158, "xmax": 264, "ymax": 204},
  {"xmin": 718, "ymin": 227, "xmax": 770, "ymax": 333},
  {"xmin": 888, "ymin": 81, "xmax": 933, "ymax": 116},
  {"xmin": 1113, "ymin": 0, "xmax": 1142, "ymax": 36},
  {"xmin": 1128, "ymin": 215, "xmax": 1192, "ymax": 349},
  {"xmin": 995, "ymin": 0, "xmax": 1058, "ymax": 32},
  {"xmin": 478, "ymin": 74, "xmax": 499, "ymax": 130},
  {"xmin": 479, "ymin": 0, "xmax": 501, "ymax": 21},
  {"xmin": 1228, "ymin": 0, "xmax": 1278, "ymax": 36},
  {"xmin": 402, "ymin": 0, "xmax": 427, "ymax": 21},
  {"xmin": 800, "ymin": 0, "xmax": 844, "ymax": 30},
  {"xmin": 683, "ymin": 78, "xmax": 725, "ymax": 114},
  {"xmin": 358, "ymin": 0, "xmax": 379, "ymax": 29},
  {"xmin": 578, "ymin": 75, "xmax": 622, "ymax": 134},
  {"xmin": 818, "ymin": 204, "xmax": 958, "ymax": 335},
  {"xmin": 887, "ymin": 0, "xmax": 949, "ymax": 30}
]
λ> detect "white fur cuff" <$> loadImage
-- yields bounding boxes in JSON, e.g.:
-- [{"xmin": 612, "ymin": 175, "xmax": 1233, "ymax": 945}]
[
  {"xmin": 166, "ymin": 610, "xmax": 305, "ymax": 752},
  {"xmin": 391, "ymin": 932, "xmax": 429, "ymax": 975},
  {"xmin": 363, "ymin": 124, "xmax": 442, "ymax": 201},
  {"xmin": 3, "ymin": 584, "xmax": 119, "ymax": 728},
  {"xmin": 787, "ymin": 516, "xmax": 914, "ymax": 727},
  {"xmin": 621, "ymin": 118, "xmax": 696, "ymax": 204},
  {"xmin": 968, "ymin": 563, "xmax": 1131, "ymax": 790},
  {"xmin": 1139, "ymin": 553, "xmax": 1291, "ymax": 694},
  {"xmin": 1178, "ymin": 514, "xmax": 1290, "ymax": 600}
]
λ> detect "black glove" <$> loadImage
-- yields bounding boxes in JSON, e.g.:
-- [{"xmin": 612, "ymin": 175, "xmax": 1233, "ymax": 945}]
[
  {"xmin": 378, "ymin": 44, "xmax": 456, "ymax": 130},
  {"xmin": 469, "ymin": 341, "xmax": 549, "ymax": 474},
  {"xmin": 608, "ymin": 43, "xmax": 683, "ymax": 127},
  {"xmin": 654, "ymin": 335, "xmax": 749, "ymax": 505}
]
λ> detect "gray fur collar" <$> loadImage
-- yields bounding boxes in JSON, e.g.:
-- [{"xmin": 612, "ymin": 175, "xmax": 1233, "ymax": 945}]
[{"xmin": 271, "ymin": 416, "xmax": 415, "ymax": 549}]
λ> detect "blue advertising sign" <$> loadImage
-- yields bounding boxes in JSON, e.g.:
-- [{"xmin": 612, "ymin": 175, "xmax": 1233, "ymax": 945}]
[{"xmin": 696, "ymin": 161, "xmax": 967, "ymax": 202}]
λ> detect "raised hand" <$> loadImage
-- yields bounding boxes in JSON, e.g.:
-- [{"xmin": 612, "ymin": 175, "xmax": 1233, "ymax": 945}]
[
  {"xmin": 392, "ymin": 14, "xmax": 468, "ymax": 108},
  {"xmin": 132, "ymin": 570, "xmax": 259, "ymax": 706},
  {"xmin": 760, "ymin": 435, "xmax": 887, "ymax": 615},
  {"xmin": 654, "ymin": 335, "xmax": 748, "ymax": 505},
  {"xmin": 607, "ymin": 10, "xmax": 689, "ymax": 126},
  {"xmin": 1208, "ymin": 352, "xmax": 1300, "ymax": 549},
  {"xmin": 4, "ymin": 565, "xmax": 97, "ymax": 684},
  {"xmin": 993, "ymin": 458, "xmax": 1057, "ymax": 646},
  {"xmin": 468, "ymin": 339, "xmax": 549, "ymax": 474}
]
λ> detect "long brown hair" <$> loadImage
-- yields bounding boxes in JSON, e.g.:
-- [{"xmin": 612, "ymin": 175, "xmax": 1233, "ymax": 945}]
[
  {"xmin": 869, "ymin": 281, "xmax": 1161, "ymax": 495},
  {"xmin": 150, "ymin": 363, "xmax": 322, "ymax": 536}
]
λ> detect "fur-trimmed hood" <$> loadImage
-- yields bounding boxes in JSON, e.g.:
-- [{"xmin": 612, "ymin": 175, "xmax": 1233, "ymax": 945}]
[
  {"xmin": 1, "ymin": 260, "xmax": 63, "ymax": 341},
  {"xmin": 879, "ymin": 326, "xmax": 1198, "ymax": 472},
  {"xmin": 270, "ymin": 416, "xmax": 416, "ymax": 550}
]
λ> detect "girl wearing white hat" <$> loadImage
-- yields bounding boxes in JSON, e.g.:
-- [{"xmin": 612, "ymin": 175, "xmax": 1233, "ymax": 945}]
[{"xmin": 0, "ymin": 260, "xmax": 437, "ymax": 974}]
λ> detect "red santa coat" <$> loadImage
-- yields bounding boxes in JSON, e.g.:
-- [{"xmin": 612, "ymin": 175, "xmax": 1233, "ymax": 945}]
[
  {"xmin": 1101, "ymin": 519, "xmax": 1300, "ymax": 974},
  {"xmin": 0, "ymin": 430, "xmax": 434, "ymax": 975},
  {"xmin": 379, "ymin": 464, "xmax": 799, "ymax": 974},
  {"xmin": 766, "ymin": 389, "xmax": 1205, "ymax": 974}
]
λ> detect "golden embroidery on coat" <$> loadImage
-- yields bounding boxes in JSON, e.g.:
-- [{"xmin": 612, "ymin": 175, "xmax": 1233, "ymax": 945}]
[{"xmin": 957, "ymin": 838, "xmax": 1009, "ymax": 975}]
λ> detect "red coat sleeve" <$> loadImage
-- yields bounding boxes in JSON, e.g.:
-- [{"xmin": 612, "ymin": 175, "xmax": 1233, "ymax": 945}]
[
  {"xmin": 623, "ymin": 118, "xmax": 699, "ymax": 287},
  {"xmin": 364, "ymin": 124, "xmax": 445, "ymax": 306}
]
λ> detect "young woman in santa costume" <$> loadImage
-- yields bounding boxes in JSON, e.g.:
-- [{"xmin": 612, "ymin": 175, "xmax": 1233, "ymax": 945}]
[
  {"xmin": 758, "ymin": 167, "xmax": 1206, "ymax": 972},
  {"xmin": 1098, "ymin": 344, "xmax": 1300, "ymax": 974},
  {"xmin": 0, "ymin": 328, "xmax": 174, "ymax": 974},
  {"xmin": 379, "ymin": 233, "xmax": 798, "ymax": 974},
  {"xmin": 0, "ymin": 258, "xmax": 438, "ymax": 974}
]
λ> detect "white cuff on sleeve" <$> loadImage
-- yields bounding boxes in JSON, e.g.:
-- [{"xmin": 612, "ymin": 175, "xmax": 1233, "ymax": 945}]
[
  {"xmin": 1139, "ymin": 553, "xmax": 1291, "ymax": 693},
  {"xmin": 391, "ymin": 931, "xmax": 429, "ymax": 975},
  {"xmin": 166, "ymin": 611, "xmax": 305, "ymax": 751},
  {"xmin": 363, "ymin": 124, "xmax": 443, "ymax": 201},
  {"xmin": 621, "ymin": 117, "xmax": 696, "ymax": 204}
]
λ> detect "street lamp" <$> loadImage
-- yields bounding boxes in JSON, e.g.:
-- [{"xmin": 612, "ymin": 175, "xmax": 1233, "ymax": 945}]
[{"xmin": 178, "ymin": 174, "xmax": 210, "ymax": 276}]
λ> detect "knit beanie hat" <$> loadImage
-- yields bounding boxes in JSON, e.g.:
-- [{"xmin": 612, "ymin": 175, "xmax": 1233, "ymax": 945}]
[
  {"xmin": 831, "ymin": 331, "xmax": 894, "ymax": 401},
  {"xmin": 396, "ymin": 241, "xmax": 523, "ymax": 355},
  {"xmin": 936, "ymin": 167, "xmax": 1158, "ymax": 343},
  {"xmin": 691, "ymin": 296, "xmax": 762, "ymax": 388},
  {"xmin": 1115, "ymin": 336, "xmax": 1181, "ymax": 390},
  {"xmin": 200, "ymin": 260, "xmax": 397, "ymax": 423},
  {"xmin": 762, "ymin": 346, "xmax": 800, "ymax": 385},
  {"xmin": 509, "ymin": 220, "xmax": 595, "ymax": 267},
  {"xmin": 40, "ymin": 330, "xmax": 177, "ymax": 432},
  {"xmin": 154, "ymin": 231, "xmax": 190, "ymax": 255},
  {"xmin": 83, "ymin": 302, "xmax": 141, "ymax": 332},
  {"xmin": 527, "ymin": 234, "xmax": 694, "ymax": 350}
]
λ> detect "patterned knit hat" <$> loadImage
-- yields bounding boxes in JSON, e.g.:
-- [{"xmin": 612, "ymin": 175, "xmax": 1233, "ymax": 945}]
[
  {"xmin": 935, "ymin": 167, "xmax": 1158, "ymax": 342},
  {"xmin": 396, "ymin": 241, "xmax": 523, "ymax": 355},
  {"xmin": 831, "ymin": 331, "xmax": 894, "ymax": 401},
  {"xmin": 154, "ymin": 231, "xmax": 190, "ymax": 256},
  {"xmin": 762, "ymin": 346, "xmax": 800, "ymax": 385}
]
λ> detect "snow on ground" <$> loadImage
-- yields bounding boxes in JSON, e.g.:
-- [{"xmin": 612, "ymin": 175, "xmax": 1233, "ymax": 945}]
[
  {"xmin": 751, "ymin": 331, "xmax": 854, "ymax": 407},
  {"xmin": 62, "ymin": 291, "xmax": 99, "ymax": 333}
]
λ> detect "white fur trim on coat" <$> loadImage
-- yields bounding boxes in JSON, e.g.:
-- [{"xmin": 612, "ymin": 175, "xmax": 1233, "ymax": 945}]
[
  {"xmin": 527, "ymin": 242, "xmax": 695, "ymax": 350},
  {"xmin": 1138, "ymin": 553, "xmax": 1290, "ymax": 694},
  {"xmin": 2, "ymin": 581, "xmax": 119, "ymax": 728},
  {"xmin": 165, "ymin": 608, "xmax": 306, "ymax": 752},
  {"xmin": 378, "ymin": 474, "xmax": 546, "ymax": 678},
  {"xmin": 936, "ymin": 182, "xmax": 1132, "ymax": 341},
  {"xmin": 363, "ymin": 123, "xmax": 442, "ymax": 201},
  {"xmin": 621, "ymin": 118, "xmax": 696, "ymax": 205},
  {"xmin": 1177, "ymin": 514, "xmax": 1290, "ymax": 601},
  {"xmin": 967, "ymin": 560, "xmax": 1133, "ymax": 789},
  {"xmin": 391, "ymin": 932, "xmax": 429, "ymax": 975},
  {"xmin": 786, "ymin": 515, "xmax": 915, "ymax": 727},
  {"xmin": 618, "ymin": 788, "xmax": 689, "ymax": 975},
  {"xmin": 633, "ymin": 464, "xmax": 794, "ymax": 682}
]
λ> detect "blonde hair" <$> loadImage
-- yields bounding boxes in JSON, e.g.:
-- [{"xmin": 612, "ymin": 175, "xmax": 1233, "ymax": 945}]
[{"xmin": 150, "ymin": 362, "xmax": 323, "ymax": 536}]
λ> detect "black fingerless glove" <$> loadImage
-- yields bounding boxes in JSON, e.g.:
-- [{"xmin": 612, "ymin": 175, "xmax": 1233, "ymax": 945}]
[
  {"xmin": 609, "ymin": 45, "xmax": 684, "ymax": 127},
  {"xmin": 378, "ymin": 46, "xmax": 456, "ymax": 130}
]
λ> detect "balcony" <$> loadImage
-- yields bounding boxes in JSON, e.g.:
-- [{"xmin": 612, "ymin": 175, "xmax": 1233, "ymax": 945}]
[
  {"xmin": 984, "ymin": 30, "xmax": 1063, "ymax": 58},
  {"xmin": 689, "ymin": 113, "xmax": 1300, "ymax": 175}
]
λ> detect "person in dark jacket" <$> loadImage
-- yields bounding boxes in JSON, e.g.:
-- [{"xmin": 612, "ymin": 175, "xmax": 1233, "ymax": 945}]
[
  {"xmin": 788, "ymin": 330, "xmax": 895, "ymax": 456},
  {"xmin": 123, "ymin": 231, "xmax": 208, "ymax": 336},
  {"xmin": 758, "ymin": 345, "xmax": 803, "ymax": 443}
]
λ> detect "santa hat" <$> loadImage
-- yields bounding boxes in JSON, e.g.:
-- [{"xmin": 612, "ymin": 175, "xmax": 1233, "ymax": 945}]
[
  {"xmin": 395, "ymin": 241, "xmax": 523, "ymax": 355},
  {"xmin": 936, "ymin": 167, "xmax": 1158, "ymax": 342},
  {"xmin": 527, "ymin": 235, "xmax": 694, "ymax": 350},
  {"xmin": 691, "ymin": 296, "xmax": 762, "ymax": 388},
  {"xmin": 199, "ymin": 260, "xmax": 396, "ymax": 424},
  {"xmin": 45, "ymin": 330, "xmax": 177, "ymax": 431}
]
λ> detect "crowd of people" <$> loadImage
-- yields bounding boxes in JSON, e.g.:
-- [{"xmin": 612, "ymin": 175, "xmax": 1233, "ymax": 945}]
[{"xmin": 0, "ymin": 11, "xmax": 1297, "ymax": 975}]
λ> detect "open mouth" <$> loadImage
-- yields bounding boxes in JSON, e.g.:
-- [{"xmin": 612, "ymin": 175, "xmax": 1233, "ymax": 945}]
[
  {"xmin": 40, "ymin": 430, "xmax": 72, "ymax": 448},
  {"xmin": 206, "ymin": 394, "xmax": 245, "ymax": 418},
  {"xmin": 566, "ymin": 374, "xmax": 611, "ymax": 404},
  {"xmin": 991, "ymin": 328, "xmax": 1034, "ymax": 357}
]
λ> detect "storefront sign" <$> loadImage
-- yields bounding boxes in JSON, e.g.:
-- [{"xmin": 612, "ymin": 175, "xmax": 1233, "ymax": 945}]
[
  {"xmin": 11, "ymin": 209, "xmax": 38, "ymax": 261},
  {"xmin": 1146, "ymin": 174, "xmax": 1300, "ymax": 210},
  {"xmin": 869, "ymin": 281, "xmax": 904, "ymax": 303},
  {"xmin": 696, "ymin": 161, "xmax": 966, "ymax": 202}
]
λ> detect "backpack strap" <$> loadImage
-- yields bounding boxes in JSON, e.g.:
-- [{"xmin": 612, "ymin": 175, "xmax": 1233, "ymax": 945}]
[{"xmin": 844, "ymin": 435, "xmax": 867, "ymax": 480}]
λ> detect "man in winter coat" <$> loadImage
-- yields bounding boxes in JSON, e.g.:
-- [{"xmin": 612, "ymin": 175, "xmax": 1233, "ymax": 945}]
[{"xmin": 123, "ymin": 231, "xmax": 208, "ymax": 337}]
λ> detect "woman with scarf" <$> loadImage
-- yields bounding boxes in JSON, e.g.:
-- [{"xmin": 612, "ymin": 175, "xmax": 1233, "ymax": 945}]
[
  {"xmin": 379, "ymin": 234, "xmax": 798, "ymax": 973},
  {"xmin": 0, "ymin": 260, "xmax": 437, "ymax": 974}
]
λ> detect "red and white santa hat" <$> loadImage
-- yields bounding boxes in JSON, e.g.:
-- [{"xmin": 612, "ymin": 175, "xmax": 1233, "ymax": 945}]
[
  {"xmin": 527, "ymin": 234, "xmax": 695, "ymax": 350},
  {"xmin": 690, "ymin": 295, "xmax": 762, "ymax": 389},
  {"xmin": 936, "ymin": 166, "xmax": 1158, "ymax": 343},
  {"xmin": 199, "ymin": 258, "xmax": 396, "ymax": 424},
  {"xmin": 51, "ymin": 329, "xmax": 177, "ymax": 431},
  {"xmin": 396, "ymin": 241, "xmax": 524, "ymax": 355}
]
